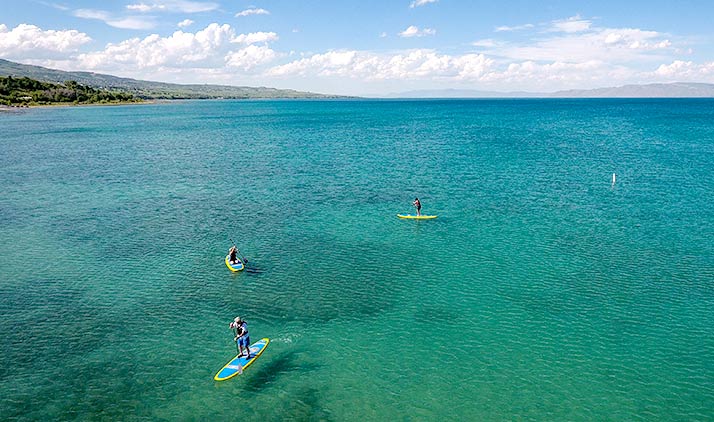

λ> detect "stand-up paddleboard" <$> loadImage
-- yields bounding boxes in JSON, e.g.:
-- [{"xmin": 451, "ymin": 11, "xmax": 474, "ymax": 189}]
[
  {"xmin": 397, "ymin": 214, "xmax": 437, "ymax": 220},
  {"xmin": 225, "ymin": 255, "xmax": 245, "ymax": 272},
  {"xmin": 214, "ymin": 338, "xmax": 270, "ymax": 381}
]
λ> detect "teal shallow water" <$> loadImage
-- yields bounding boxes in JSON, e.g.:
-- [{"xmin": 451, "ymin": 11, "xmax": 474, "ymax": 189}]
[{"xmin": 1, "ymin": 99, "xmax": 713, "ymax": 420}]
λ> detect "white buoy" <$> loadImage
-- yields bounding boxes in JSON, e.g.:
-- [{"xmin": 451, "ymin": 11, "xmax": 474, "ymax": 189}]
[{"xmin": 612, "ymin": 173, "xmax": 616, "ymax": 186}]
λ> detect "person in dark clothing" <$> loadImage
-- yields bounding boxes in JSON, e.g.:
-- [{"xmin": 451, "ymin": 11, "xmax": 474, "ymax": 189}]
[{"xmin": 413, "ymin": 197, "xmax": 422, "ymax": 216}]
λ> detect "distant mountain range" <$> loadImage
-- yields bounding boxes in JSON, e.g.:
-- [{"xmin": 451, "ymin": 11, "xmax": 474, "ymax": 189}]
[
  {"xmin": 0, "ymin": 59, "xmax": 336, "ymax": 99},
  {"xmin": 386, "ymin": 83, "xmax": 714, "ymax": 98}
]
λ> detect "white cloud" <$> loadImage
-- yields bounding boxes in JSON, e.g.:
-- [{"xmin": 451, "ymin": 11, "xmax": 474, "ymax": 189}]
[
  {"xmin": 126, "ymin": 1, "xmax": 219, "ymax": 13},
  {"xmin": 225, "ymin": 45, "xmax": 276, "ymax": 70},
  {"xmin": 125, "ymin": 3, "xmax": 154, "ymax": 12},
  {"xmin": 235, "ymin": 8, "xmax": 270, "ymax": 17},
  {"xmin": 73, "ymin": 9, "xmax": 110, "ymax": 20},
  {"xmin": 654, "ymin": 60, "xmax": 691, "ymax": 77},
  {"xmin": 4, "ymin": 13, "xmax": 708, "ymax": 94},
  {"xmin": 488, "ymin": 27, "xmax": 674, "ymax": 63},
  {"xmin": 471, "ymin": 39, "xmax": 498, "ymax": 48},
  {"xmin": 73, "ymin": 9, "xmax": 156, "ymax": 29},
  {"xmin": 409, "ymin": 0, "xmax": 438, "ymax": 8},
  {"xmin": 233, "ymin": 31, "xmax": 278, "ymax": 45},
  {"xmin": 549, "ymin": 15, "xmax": 592, "ymax": 33},
  {"xmin": 398, "ymin": 25, "xmax": 436, "ymax": 38},
  {"xmin": 495, "ymin": 23, "xmax": 534, "ymax": 32},
  {"xmin": 70, "ymin": 23, "xmax": 278, "ymax": 74},
  {"xmin": 107, "ymin": 17, "xmax": 157, "ymax": 30},
  {"xmin": 268, "ymin": 49, "xmax": 493, "ymax": 81},
  {"xmin": 45, "ymin": 3, "xmax": 70, "ymax": 11},
  {"xmin": 485, "ymin": 60, "xmax": 609, "ymax": 84},
  {"xmin": 653, "ymin": 60, "xmax": 714, "ymax": 79},
  {"xmin": 380, "ymin": 32, "xmax": 387, "ymax": 38},
  {"xmin": 0, "ymin": 23, "xmax": 91, "ymax": 59}
]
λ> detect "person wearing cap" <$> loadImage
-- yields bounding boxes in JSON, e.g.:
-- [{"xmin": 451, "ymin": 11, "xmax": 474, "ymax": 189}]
[{"xmin": 229, "ymin": 316, "xmax": 250, "ymax": 358}]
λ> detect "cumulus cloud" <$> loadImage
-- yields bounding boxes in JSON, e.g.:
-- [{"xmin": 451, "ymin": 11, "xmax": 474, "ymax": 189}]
[
  {"xmin": 409, "ymin": 0, "xmax": 438, "ymax": 8},
  {"xmin": 485, "ymin": 60, "xmax": 610, "ymax": 85},
  {"xmin": 126, "ymin": 0, "xmax": 219, "ymax": 13},
  {"xmin": 73, "ymin": 9, "xmax": 156, "ymax": 29},
  {"xmin": 125, "ymin": 3, "xmax": 154, "ymax": 12},
  {"xmin": 233, "ymin": 31, "xmax": 278, "ymax": 45},
  {"xmin": 71, "ymin": 23, "xmax": 278, "ymax": 74},
  {"xmin": 495, "ymin": 23, "xmax": 534, "ymax": 32},
  {"xmin": 399, "ymin": 25, "xmax": 436, "ymax": 38},
  {"xmin": 4, "ymin": 13, "xmax": 707, "ymax": 94},
  {"xmin": 235, "ymin": 8, "xmax": 270, "ymax": 17},
  {"xmin": 73, "ymin": 9, "xmax": 110, "ymax": 20},
  {"xmin": 471, "ymin": 39, "xmax": 498, "ymax": 48},
  {"xmin": 225, "ymin": 45, "xmax": 276, "ymax": 70},
  {"xmin": 653, "ymin": 60, "xmax": 714, "ymax": 79},
  {"xmin": 486, "ymin": 27, "xmax": 673, "ymax": 63},
  {"xmin": 0, "ymin": 23, "xmax": 91, "ymax": 59},
  {"xmin": 268, "ymin": 49, "xmax": 493, "ymax": 81},
  {"xmin": 549, "ymin": 15, "xmax": 592, "ymax": 33}
]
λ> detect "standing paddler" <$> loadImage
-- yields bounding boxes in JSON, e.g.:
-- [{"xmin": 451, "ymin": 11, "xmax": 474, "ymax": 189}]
[
  {"xmin": 413, "ymin": 197, "xmax": 422, "ymax": 216},
  {"xmin": 230, "ymin": 316, "xmax": 251, "ymax": 358}
]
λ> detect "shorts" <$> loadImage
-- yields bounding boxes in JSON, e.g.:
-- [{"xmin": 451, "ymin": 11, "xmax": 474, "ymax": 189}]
[{"xmin": 238, "ymin": 335, "xmax": 250, "ymax": 348}]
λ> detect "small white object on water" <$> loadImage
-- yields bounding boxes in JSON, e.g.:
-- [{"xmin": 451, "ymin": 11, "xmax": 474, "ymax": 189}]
[{"xmin": 612, "ymin": 173, "xmax": 616, "ymax": 186}]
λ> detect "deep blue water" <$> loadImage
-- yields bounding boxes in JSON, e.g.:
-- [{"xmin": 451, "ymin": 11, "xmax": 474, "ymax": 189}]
[{"xmin": 1, "ymin": 99, "xmax": 713, "ymax": 420}]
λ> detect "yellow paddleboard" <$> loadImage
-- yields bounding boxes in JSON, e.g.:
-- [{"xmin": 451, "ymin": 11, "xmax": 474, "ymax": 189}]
[
  {"xmin": 225, "ymin": 255, "xmax": 245, "ymax": 272},
  {"xmin": 397, "ymin": 214, "xmax": 437, "ymax": 219}
]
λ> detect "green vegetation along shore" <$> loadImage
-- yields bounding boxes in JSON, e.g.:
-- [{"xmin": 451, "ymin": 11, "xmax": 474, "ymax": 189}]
[
  {"xmin": 0, "ymin": 76, "xmax": 140, "ymax": 106},
  {"xmin": 0, "ymin": 59, "xmax": 340, "ymax": 100}
]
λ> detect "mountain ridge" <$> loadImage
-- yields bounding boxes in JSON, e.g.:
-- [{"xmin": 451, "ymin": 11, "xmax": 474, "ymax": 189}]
[
  {"xmin": 386, "ymin": 83, "xmax": 714, "ymax": 98},
  {"xmin": 0, "ymin": 59, "xmax": 338, "ymax": 99}
]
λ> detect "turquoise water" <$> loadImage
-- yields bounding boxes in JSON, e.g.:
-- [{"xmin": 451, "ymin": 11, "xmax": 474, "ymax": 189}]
[{"xmin": 1, "ymin": 99, "xmax": 713, "ymax": 420}]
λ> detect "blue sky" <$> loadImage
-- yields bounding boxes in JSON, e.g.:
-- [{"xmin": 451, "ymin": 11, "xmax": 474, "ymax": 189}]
[{"xmin": 1, "ymin": 0, "xmax": 713, "ymax": 95}]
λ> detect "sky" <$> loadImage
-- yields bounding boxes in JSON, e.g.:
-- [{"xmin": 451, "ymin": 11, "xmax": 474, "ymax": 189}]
[{"xmin": 1, "ymin": 0, "xmax": 714, "ymax": 95}]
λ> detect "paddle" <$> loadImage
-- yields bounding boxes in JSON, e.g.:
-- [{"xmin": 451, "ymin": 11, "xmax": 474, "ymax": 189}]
[{"xmin": 228, "ymin": 238, "xmax": 248, "ymax": 264}]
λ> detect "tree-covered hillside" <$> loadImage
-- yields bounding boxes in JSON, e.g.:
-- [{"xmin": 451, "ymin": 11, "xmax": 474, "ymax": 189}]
[
  {"xmin": 0, "ymin": 59, "xmax": 339, "ymax": 99},
  {"xmin": 0, "ymin": 76, "xmax": 139, "ymax": 105}
]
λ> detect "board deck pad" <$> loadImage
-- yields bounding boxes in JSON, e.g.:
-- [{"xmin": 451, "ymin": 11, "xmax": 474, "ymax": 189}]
[
  {"xmin": 214, "ymin": 338, "xmax": 269, "ymax": 381},
  {"xmin": 225, "ymin": 255, "xmax": 245, "ymax": 272}
]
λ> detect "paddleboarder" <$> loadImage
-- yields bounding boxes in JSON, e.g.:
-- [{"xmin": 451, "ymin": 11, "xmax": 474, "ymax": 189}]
[
  {"xmin": 230, "ymin": 316, "xmax": 251, "ymax": 358},
  {"xmin": 228, "ymin": 245, "xmax": 239, "ymax": 265},
  {"xmin": 413, "ymin": 197, "xmax": 422, "ymax": 216}
]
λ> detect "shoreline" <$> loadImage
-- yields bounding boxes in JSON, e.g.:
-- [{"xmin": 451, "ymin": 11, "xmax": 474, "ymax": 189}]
[{"xmin": 0, "ymin": 100, "xmax": 160, "ymax": 111}]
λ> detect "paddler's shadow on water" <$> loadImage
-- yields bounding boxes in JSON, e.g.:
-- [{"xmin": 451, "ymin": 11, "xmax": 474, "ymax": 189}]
[
  {"xmin": 244, "ymin": 266, "xmax": 265, "ymax": 275},
  {"xmin": 240, "ymin": 350, "xmax": 321, "ymax": 394},
  {"xmin": 226, "ymin": 265, "xmax": 265, "ymax": 276},
  {"xmin": 242, "ymin": 259, "xmax": 264, "ymax": 274}
]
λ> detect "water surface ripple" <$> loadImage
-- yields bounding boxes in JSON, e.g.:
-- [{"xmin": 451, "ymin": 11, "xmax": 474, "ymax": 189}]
[{"xmin": 1, "ymin": 99, "xmax": 713, "ymax": 420}]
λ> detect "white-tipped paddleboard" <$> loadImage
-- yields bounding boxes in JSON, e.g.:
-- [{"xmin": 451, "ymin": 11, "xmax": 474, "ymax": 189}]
[{"xmin": 214, "ymin": 338, "xmax": 269, "ymax": 381}]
